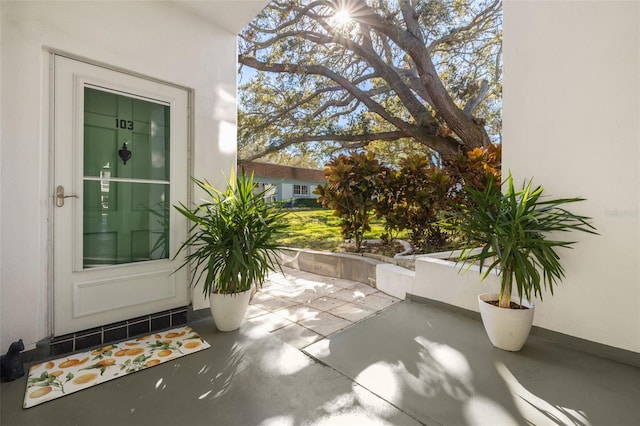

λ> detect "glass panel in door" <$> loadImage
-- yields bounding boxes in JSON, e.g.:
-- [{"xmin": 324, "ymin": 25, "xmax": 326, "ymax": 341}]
[{"xmin": 83, "ymin": 87, "xmax": 170, "ymax": 268}]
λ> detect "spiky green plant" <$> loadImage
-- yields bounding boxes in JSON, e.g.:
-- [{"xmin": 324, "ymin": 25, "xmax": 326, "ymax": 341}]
[
  {"xmin": 454, "ymin": 172, "xmax": 598, "ymax": 308},
  {"xmin": 173, "ymin": 170, "xmax": 286, "ymax": 296}
]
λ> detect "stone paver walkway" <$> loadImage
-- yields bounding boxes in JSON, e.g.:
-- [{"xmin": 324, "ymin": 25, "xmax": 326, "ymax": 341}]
[{"xmin": 247, "ymin": 266, "xmax": 399, "ymax": 349}]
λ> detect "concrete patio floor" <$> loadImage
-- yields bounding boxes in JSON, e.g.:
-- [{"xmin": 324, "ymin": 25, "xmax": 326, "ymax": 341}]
[
  {"xmin": 1, "ymin": 267, "xmax": 639, "ymax": 425},
  {"xmin": 247, "ymin": 267, "xmax": 400, "ymax": 350}
]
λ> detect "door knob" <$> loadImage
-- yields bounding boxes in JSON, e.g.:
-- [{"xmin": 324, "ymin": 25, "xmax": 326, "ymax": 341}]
[{"xmin": 56, "ymin": 185, "xmax": 79, "ymax": 207}]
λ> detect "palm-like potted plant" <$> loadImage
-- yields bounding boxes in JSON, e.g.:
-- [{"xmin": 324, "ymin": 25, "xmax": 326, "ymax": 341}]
[
  {"xmin": 454, "ymin": 172, "xmax": 597, "ymax": 351},
  {"xmin": 173, "ymin": 170, "xmax": 286, "ymax": 331}
]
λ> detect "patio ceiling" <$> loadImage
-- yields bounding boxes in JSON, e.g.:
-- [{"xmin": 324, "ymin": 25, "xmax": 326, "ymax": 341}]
[{"xmin": 173, "ymin": 0, "xmax": 271, "ymax": 34}]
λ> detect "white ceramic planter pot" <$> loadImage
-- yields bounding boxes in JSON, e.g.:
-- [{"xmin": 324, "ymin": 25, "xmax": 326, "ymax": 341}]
[
  {"xmin": 209, "ymin": 289, "xmax": 252, "ymax": 332},
  {"xmin": 478, "ymin": 293, "xmax": 535, "ymax": 351}
]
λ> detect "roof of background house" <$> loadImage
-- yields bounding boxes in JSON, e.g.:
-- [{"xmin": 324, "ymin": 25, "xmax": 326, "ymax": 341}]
[{"xmin": 240, "ymin": 161, "xmax": 325, "ymax": 183}]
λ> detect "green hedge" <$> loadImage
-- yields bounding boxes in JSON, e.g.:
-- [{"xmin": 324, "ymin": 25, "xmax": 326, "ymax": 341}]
[
  {"xmin": 292, "ymin": 197, "xmax": 322, "ymax": 208},
  {"xmin": 277, "ymin": 197, "xmax": 323, "ymax": 208}
]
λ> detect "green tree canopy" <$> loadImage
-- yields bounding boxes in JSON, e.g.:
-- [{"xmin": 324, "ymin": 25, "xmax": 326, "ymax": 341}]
[{"xmin": 238, "ymin": 0, "xmax": 502, "ymax": 164}]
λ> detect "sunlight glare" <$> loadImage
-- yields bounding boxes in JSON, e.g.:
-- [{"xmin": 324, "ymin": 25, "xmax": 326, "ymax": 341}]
[
  {"xmin": 198, "ymin": 390, "xmax": 213, "ymax": 400},
  {"xmin": 417, "ymin": 337, "xmax": 473, "ymax": 384},
  {"xmin": 322, "ymin": 392, "xmax": 356, "ymax": 413},
  {"xmin": 260, "ymin": 345, "xmax": 312, "ymax": 376},
  {"xmin": 333, "ymin": 9, "xmax": 352, "ymax": 26},
  {"xmin": 218, "ymin": 120, "xmax": 237, "ymax": 154},
  {"xmin": 354, "ymin": 362, "xmax": 401, "ymax": 402},
  {"xmin": 463, "ymin": 395, "xmax": 519, "ymax": 425},
  {"xmin": 258, "ymin": 416, "xmax": 295, "ymax": 426}
]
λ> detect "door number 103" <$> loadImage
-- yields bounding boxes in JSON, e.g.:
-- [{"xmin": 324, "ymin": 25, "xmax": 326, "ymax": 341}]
[{"xmin": 115, "ymin": 119, "xmax": 134, "ymax": 131}]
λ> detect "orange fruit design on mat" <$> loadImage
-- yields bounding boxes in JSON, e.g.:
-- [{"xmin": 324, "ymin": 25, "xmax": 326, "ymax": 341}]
[
  {"xmin": 155, "ymin": 333, "xmax": 162, "ymax": 338},
  {"xmin": 29, "ymin": 386, "xmax": 52, "ymax": 399},
  {"xmin": 145, "ymin": 359, "xmax": 161, "ymax": 367},
  {"xmin": 183, "ymin": 341, "xmax": 201, "ymax": 349},
  {"xmin": 97, "ymin": 359, "xmax": 116, "ymax": 366},
  {"xmin": 59, "ymin": 358, "xmax": 83, "ymax": 368},
  {"xmin": 125, "ymin": 342, "xmax": 140, "ymax": 346},
  {"xmin": 125, "ymin": 348, "xmax": 144, "ymax": 356},
  {"xmin": 49, "ymin": 370, "xmax": 64, "ymax": 377},
  {"xmin": 91, "ymin": 345, "xmax": 115, "ymax": 355},
  {"xmin": 137, "ymin": 335, "xmax": 151, "ymax": 341},
  {"xmin": 114, "ymin": 349, "xmax": 128, "ymax": 357},
  {"xmin": 157, "ymin": 350, "xmax": 172, "ymax": 357},
  {"xmin": 45, "ymin": 361, "xmax": 54, "ymax": 369},
  {"xmin": 73, "ymin": 373, "xmax": 98, "ymax": 385}
]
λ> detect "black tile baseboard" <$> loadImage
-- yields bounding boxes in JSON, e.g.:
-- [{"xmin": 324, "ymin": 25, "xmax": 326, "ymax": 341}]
[
  {"xmin": 48, "ymin": 307, "xmax": 188, "ymax": 358},
  {"xmin": 151, "ymin": 314, "xmax": 171, "ymax": 331},
  {"xmin": 74, "ymin": 332, "xmax": 102, "ymax": 352},
  {"xmin": 128, "ymin": 319, "xmax": 150, "ymax": 337},
  {"xmin": 49, "ymin": 339, "xmax": 73, "ymax": 357},
  {"xmin": 103, "ymin": 324, "xmax": 127, "ymax": 344},
  {"xmin": 171, "ymin": 310, "xmax": 188, "ymax": 326}
]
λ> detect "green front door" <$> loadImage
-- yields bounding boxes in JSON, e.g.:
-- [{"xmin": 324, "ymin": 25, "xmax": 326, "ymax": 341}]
[{"xmin": 83, "ymin": 87, "xmax": 171, "ymax": 267}]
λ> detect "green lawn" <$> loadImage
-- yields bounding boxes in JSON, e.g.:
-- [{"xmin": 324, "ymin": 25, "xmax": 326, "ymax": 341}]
[{"xmin": 276, "ymin": 208, "xmax": 393, "ymax": 251}]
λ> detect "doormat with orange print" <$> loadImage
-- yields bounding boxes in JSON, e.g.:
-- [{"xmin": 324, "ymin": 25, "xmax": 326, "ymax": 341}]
[{"xmin": 23, "ymin": 326, "xmax": 209, "ymax": 408}]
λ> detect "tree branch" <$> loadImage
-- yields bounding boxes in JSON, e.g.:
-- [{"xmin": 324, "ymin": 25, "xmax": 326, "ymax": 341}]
[
  {"xmin": 239, "ymin": 128, "xmax": 462, "ymax": 163},
  {"xmin": 463, "ymin": 79, "xmax": 489, "ymax": 115},
  {"xmin": 399, "ymin": 0, "xmax": 424, "ymax": 44},
  {"xmin": 357, "ymin": 3, "xmax": 492, "ymax": 148},
  {"xmin": 426, "ymin": 0, "xmax": 502, "ymax": 53},
  {"xmin": 238, "ymin": 55, "xmax": 422, "ymax": 139}
]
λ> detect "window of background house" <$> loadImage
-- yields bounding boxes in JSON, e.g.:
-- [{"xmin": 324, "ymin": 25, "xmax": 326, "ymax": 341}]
[{"xmin": 293, "ymin": 184, "xmax": 309, "ymax": 196}]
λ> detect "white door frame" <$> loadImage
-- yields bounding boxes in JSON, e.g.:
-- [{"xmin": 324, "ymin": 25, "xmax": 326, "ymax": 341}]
[{"xmin": 49, "ymin": 52, "xmax": 193, "ymax": 336}]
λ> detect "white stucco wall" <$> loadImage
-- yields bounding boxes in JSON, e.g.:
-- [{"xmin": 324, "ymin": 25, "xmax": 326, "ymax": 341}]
[
  {"xmin": 0, "ymin": 1, "xmax": 242, "ymax": 352},
  {"xmin": 503, "ymin": 1, "xmax": 640, "ymax": 352}
]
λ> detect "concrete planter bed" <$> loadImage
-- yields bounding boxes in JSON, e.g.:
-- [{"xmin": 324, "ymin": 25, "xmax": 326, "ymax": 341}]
[
  {"xmin": 277, "ymin": 247, "xmax": 415, "ymax": 301},
  {"xmin": 278, "ymin": 248, "xmax": 383, "ymax": 287},
  {"xmin": 355, "ymin": 252, "xmax": 415, "ymax": 270},
  {"xmin": 406, "ymin": 248, "xmax": 500, "ymax": 312},
  {"xmin": 279, "ymin": 247, "xmax": 500, "ymax": 316}
]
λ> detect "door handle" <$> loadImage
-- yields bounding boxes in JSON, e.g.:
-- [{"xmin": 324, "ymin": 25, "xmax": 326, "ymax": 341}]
[{"xmin": 56, "ymin": 185, "xmax": 79, "ymax": 207}]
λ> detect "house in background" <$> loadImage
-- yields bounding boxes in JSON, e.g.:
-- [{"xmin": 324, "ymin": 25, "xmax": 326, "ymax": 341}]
[{"xmin": 240, "ymin": 161, "xmax": 325, "ymax": 204}]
